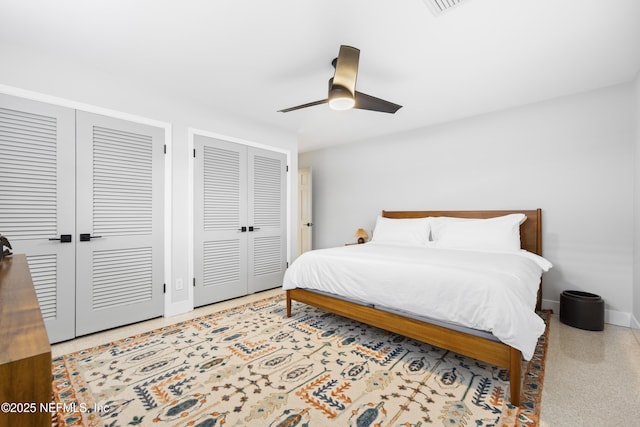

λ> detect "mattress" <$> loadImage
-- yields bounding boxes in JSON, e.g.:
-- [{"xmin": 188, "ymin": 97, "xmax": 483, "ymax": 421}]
[{"xmin": 283, "ymin": 242, "xmax": 552, "ymax": 360}]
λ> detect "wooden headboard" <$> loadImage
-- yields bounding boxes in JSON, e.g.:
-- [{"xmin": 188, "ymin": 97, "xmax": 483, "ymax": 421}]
[
  {"xmin": 381, "ymin": 209, "xmax": 542, "ymax": 256},
  {"xmin": 381, "ymin": 209, "xmax": 544, "ymax": 310}
]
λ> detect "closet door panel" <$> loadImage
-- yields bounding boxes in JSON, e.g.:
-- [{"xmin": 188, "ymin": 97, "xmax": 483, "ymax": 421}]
[
  {"xmin": 75, "ymin": 111, "xmax": 164, "ymax": 336},
  {"xmin": 194, "ymin": 135, "xmax": 248, "ymax": 306},
  {"xmin": 0, "ymin": 93, "xmax": 76, "ymax": 343},
  {"xmin": 248, "ymin": 148, "xmax": 286, "ymax": 293}
]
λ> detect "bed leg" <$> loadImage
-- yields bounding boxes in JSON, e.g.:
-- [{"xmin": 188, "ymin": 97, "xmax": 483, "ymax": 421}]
[
  {"xmin": 510, "ymin": 347, "xmax": 522, "ymax": 406},
  {"xmin": 286, "ymin": 290, "xmax": 292, "ymax": 317}
]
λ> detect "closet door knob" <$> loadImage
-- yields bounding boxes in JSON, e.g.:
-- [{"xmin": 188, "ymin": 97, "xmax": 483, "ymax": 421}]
[
  {"xmin": 79, "ymin": 233, "xmax": 102, "ymax": 242},
  {"xmin": 49, "ymin": 234, "xmax": 72, "ymax": 243}
]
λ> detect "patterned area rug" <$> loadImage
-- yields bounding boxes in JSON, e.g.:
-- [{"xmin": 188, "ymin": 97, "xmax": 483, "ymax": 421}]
[{"xmin": 52, "ymin": 295, "xmax": 549, "ymax": 426}]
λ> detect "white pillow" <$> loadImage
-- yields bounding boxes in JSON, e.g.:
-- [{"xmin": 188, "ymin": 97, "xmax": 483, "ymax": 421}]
[
  {"xmin": 371, "ymin": 216, "xmax": 431, "ymax": 246},
  {"xmin": 434, "ymin": 213, "xmax": 526, "ymax": 252},
  {"xmin": 430, "ymin": 216, "xmax": 478, "ymax": 241}
]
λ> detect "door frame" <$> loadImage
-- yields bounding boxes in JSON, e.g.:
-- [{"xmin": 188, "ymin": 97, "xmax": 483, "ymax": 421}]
[
  {"xmin": 187, "ymin": 127, "xmax": 292, "ymax": 311},
  {"xmin": 0, "ymin": 84, "xmax": 174, "ymax": 318},
  {"xmin": 298, "ymin": 167, "xmax": 313, "ymax": 255}
]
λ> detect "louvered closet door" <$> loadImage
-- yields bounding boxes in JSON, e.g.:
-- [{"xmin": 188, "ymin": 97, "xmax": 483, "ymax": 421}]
[
  {"xmin": 75, "ymin": 111, "xmax": 164, "ymax": 336},
  {"xmin": 194, "ymin": 135, "xmax": 248, "ymax": 306},
  {"xmin": 0, "ymin": 93, "xmax": 76, "ymax": 343},
  {"xmin": 247, "ymin": 147, "xmax": 286, "ymax": 293}
]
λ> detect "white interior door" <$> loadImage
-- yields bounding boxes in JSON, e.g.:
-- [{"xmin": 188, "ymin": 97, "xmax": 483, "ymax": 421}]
[
  {"xmin": 74, "ymin": 111, "xmax": 165, "ymax": 336},
  {"xmin": 194, "ymin": 136, "xmax": 286, "ymax": 306},
  {"xmin": 0, "ymin": 93, "xmax": 76, "ymax": 343},
  {"xmin": 298, "ymin": 167, "xmax": 313, "ymax": 254},
  {"xmin": 194, "ymin": 136, "xmax": 248, "ymax": 306},
  {"xmin": 247, "ymin": 147, "xmax": 286, "ymax": 293}
]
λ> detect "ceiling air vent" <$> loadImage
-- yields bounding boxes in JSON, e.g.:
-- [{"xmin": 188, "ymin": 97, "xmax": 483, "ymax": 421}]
[{"xmin": 423, "ymin": 0, "xmax": 467, "ymax": 16}]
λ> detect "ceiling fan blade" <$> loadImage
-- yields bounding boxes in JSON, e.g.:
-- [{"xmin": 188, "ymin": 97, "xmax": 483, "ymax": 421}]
[
  {"xmin": 354, "ymin": 91, "xmax": 402, "ymax": 114},
  {"xmin": 278, "ymin": 99, "xmax": 328, "ymax": 113},
  {"xmin": 332, "ymin": 45, "xmax": 360, "ymax": 95}
]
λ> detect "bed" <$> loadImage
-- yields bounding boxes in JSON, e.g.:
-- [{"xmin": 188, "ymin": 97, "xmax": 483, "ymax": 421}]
[{"xmin": 283, "ymin": 209, "xmax": 550, "ymax": 406}]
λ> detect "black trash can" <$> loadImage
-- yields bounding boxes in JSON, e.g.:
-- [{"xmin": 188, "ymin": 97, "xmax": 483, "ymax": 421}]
[{"xmin": 560, "ymin": 290, "xmax": 604, "ymax": 331}]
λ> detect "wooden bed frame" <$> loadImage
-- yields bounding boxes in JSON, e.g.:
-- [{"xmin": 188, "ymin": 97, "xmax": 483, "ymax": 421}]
[{"xmin": 286, "ymin": 209, "xmax": 543, "ymax": 406}]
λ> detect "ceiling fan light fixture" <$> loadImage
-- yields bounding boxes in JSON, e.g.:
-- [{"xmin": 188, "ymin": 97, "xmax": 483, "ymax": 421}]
[
  {"xmin": 329, "ymin": 96, "xmax": 355, "ymax": 111},
  {"xmin": 328, "ymin": 84, "xmax": 355, "ymax": 110},
  {"xmin": 278, "ymin": 45, "xmax": 402, "ymax": 114}
]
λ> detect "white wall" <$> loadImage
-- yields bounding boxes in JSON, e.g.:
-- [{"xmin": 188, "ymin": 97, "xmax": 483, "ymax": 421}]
[
  {"xmin": 300, "ymin": 83, "xmax": 635, "ymax": 326},
  {"xmin": 0, "ymin": 44, "xmax": 298, "ymax": 316},
  {"xmin": 633, "ymin": 72, "xmax": 640, "ymax": 336}
]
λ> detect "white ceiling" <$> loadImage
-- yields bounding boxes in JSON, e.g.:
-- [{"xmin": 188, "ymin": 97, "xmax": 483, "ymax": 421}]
[{"xmin": 1, "ymin": 0, "xmax": 639, "ymax": 152}]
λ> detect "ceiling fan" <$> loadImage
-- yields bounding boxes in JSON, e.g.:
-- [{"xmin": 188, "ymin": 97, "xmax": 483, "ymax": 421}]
[{"xmin": 278, "ymin": 45, "xmax": 402, "ymax": 114}]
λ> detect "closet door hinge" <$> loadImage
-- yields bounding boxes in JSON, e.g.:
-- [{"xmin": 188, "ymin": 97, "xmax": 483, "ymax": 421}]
[
  {"xmin": 193, "ymin": 277, "xmax": 196, "ymax": 287},
  {"xmin": 193, "ymin": 148, "xmax": 196, "ymax": 158},
  {"xmin": 286, "ymin": 165, "xmax": 289, "ymax": 172},
  {"xmin": 163, "ymin": 283, "xmax": 166, "ymax": 293},
  {"xmin": 164, "ymin": 144, "xmax": 167, "ymax": 154}
]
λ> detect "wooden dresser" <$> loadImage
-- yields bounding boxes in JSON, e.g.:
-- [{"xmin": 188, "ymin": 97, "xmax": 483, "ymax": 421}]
[{"xmin": 0, "ymin": 254, "xmax": 51, "ymax": 426}]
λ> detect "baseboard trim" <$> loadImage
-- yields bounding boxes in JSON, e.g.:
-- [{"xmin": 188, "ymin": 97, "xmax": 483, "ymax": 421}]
[
  {"xmin": 606, "ymin": 309, "xmax": 631, "ymax": 327},
  {"xmin": 542, "ymin": 299, "xmax": 630, "ymax": 327},
  {"xmin": 542, "ymin": 300, "xmax": 560, "ymax": 316},
  {"xmin": 631, "ymin": 314, "xmax": 640, "ymax": 344},
  {"xmin": 164, "ymin": 300, "xmax": 193, "ymax": 318},
  {"xmin": 632, "ymin": 314, "xmax": 640, "ymax": 329}
]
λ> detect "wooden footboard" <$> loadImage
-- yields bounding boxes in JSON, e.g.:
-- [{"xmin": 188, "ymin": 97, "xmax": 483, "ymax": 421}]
[{"xmin": 286, "ymin": 288, "xmax": 522, "ymax": 406}]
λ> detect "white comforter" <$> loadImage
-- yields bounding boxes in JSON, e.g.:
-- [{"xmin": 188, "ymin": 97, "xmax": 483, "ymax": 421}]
[{"xmin": 282, "ymin": 242, "xmax": 552, "ymax": 360}]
